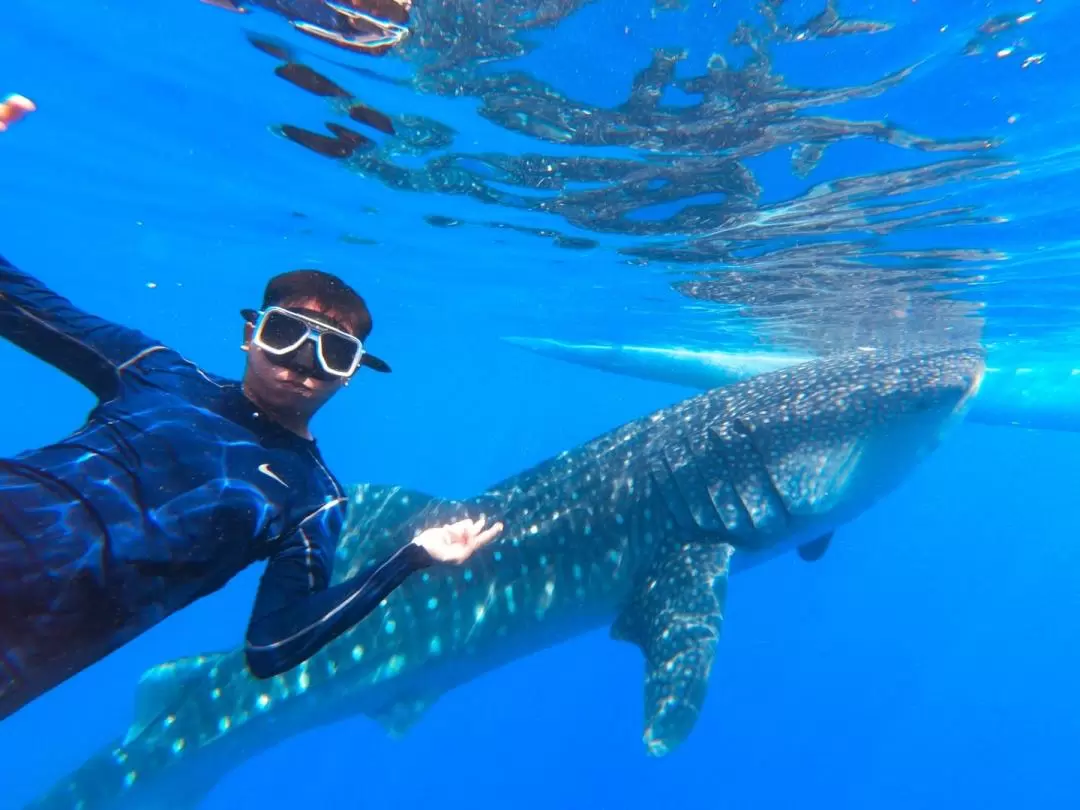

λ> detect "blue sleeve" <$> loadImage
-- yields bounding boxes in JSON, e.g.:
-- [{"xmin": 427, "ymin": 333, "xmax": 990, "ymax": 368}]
[
  {"xmin": 0, "ymin": 254, "xmax": 161, "ymax": 398},
  {"xmin": 244, "ymin": 525, "xmax": 434, "ymax": 678}
]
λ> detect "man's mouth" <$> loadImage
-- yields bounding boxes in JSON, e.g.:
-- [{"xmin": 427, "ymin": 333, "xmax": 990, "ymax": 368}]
[{"xmin": 276, "ymin": 373, "xmax": 314, "ymax": 392}]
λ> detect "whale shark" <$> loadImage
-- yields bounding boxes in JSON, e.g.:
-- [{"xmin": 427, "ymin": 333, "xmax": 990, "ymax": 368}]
[
  {"xmin": 22, "ymin": 347, "xmax": 985, "ymax": 810},
  {"xmin": 501, "ymin": 336, "xmax": 1079, "ymax": 434}
]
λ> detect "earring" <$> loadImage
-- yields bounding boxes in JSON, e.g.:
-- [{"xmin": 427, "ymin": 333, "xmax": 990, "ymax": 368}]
[{"xmin": 240, "ymin": 343, "xmax": 250, "ymax": 352}]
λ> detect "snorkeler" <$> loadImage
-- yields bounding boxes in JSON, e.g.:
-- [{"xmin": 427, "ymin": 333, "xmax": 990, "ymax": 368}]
[{"xmin": 0, "ymin": 254, "xmax": 503, "ymax": 721}]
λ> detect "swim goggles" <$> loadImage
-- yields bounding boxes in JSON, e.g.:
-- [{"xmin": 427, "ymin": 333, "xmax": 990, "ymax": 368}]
[{"xmin": 242, "ymin": 306, "xmax": 390, "ymax": 378}]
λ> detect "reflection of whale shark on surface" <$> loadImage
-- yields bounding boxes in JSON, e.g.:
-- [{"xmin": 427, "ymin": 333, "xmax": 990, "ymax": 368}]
[
  {"xmin": 24, "ymin": 348, "xmax": 985, "ymax": 810},
  {"xmin": 503, "ymin": 336, "xmax": 1080, "ymax": 434}
]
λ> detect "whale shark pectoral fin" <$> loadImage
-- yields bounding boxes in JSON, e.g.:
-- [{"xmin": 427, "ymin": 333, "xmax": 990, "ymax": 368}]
[
  {"xmin": 610, "ymin": 541, "xmax": 735, "ymax": 757},
  {"xmin": 125, "ymin": 652, "xmax": 231, "ymax": 744},
  {"xmin": 368, "ymin": 693, "xmax": 440, "ymax": 739},
  {"xmin": 797, "ymin": 531, "xmax": 834, "ymax": 562}
]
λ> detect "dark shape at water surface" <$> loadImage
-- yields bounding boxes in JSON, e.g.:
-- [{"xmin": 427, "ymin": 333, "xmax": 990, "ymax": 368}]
[
  {"xmin": 339, "ymin": 233, "xmax": 379, "ymax": 245},
  {"xmin": 276, "ymin": 122, "xmax": 374, "ymax": 157},
  {"xmin": 424, "ymin": 214, "xmax": 463, "ymax": 228},
  {"xmin": 326, "ymin": 121, "xmax": 373, "ymax": 148},
  {"xmin": 419, "ymin": 212, "xmax": 598, "ymax": 250},
  {"xmin": 274, "ymin": 62, "xmax": 351, "ymax": 96},
  {"xmin": 245, "ymin": 31, "xmax": 294, "ymax": 60},
  {"xmin": 348, "ymin": 101, "xmax": 395, "ymax": 134},
  {"xmin": 259, "ymin": 48, "xmax": 401, "ymax": 138},
  {"xmin": 226, "ymin": 0, "xmax": 1015, "ymax": 351},
  {"xmin": 486, "ymin": 221, "xmax": 598, "ymax": 251},
  {"xmin": 552, "ymin": 235, "xmax": 598, "ymax": 250}
]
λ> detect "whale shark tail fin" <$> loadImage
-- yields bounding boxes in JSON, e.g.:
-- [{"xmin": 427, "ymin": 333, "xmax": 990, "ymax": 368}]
[
  {"xmin": 40, "ymin": 652, "xmax": 239, "ymax": 810},
  {"xmin": 611, "ymin": 541, "xmax": 735, "ymax": 757},
  {"xmin": 25, "ymin": 660, "xmax": 232, "ymax": 810}
]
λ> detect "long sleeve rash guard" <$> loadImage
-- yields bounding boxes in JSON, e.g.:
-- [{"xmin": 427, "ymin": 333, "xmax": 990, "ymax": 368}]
[{"xmin": 0, "ymin": 254, "xmax": 432, "ymax": 721}]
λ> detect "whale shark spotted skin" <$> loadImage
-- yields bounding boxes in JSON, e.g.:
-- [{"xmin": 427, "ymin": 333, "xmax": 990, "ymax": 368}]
[
  {"xmin": 501, "ymin": 336, "xmax": 1080, "ymax": 434},
  {"xmin": 22, "ymin": 348, "xmax": 985, "ymax": 810}
]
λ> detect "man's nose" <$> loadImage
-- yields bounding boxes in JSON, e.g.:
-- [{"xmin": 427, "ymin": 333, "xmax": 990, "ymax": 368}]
[
  {"xmin": 285, "ymin": 338, "xmax": 317, "ymax": 370},
  {"xmin": 295, "ymin": 340, "xmax": 316, "ymax": 365}
]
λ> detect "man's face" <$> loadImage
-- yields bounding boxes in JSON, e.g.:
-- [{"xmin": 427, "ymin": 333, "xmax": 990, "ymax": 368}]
[{"xmin": 241, "ymin": 296, "xmax": 355, "ymax": 420}]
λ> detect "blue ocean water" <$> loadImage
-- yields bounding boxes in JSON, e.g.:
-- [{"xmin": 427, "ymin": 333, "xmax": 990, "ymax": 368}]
[{"xmin": 1, "ymin": 0, "xmax": 1078, "ymax": 808}]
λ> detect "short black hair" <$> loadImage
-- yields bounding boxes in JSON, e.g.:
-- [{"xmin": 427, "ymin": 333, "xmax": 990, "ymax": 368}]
[{"xmin": 262, "ymin": 269, "xmax": 373, "ymax": 338}]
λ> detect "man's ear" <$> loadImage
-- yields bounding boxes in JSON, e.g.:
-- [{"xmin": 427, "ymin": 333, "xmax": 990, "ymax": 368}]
[{"xmin": 242, "ymin": 321, "xmax": 254, "ymax": 349}]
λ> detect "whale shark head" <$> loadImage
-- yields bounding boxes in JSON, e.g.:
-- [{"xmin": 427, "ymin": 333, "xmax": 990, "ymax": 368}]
[
  {"xmin": 710, "ymin": 346, "xmax": 986, "ymax": 544},
  {"xmin": 603, "ymin": 345, "xmax": 988, "ymax": 756}
]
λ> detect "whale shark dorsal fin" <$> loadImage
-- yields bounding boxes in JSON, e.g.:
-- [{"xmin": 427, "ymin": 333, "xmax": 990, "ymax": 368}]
[
  {"xmin": 335, "ymin": 484, "xmax": 453, "ymax": 584},
  {"xmin": 610, "ymin": 542, "xmax": 735, "ymax": 756},
  {"xmin": 126, "ymin": 653, "xmax": 230, "ymax": 745},
  {"xmin": 797, "ymin": 532, "xmax": 834, "ymax": 562}
]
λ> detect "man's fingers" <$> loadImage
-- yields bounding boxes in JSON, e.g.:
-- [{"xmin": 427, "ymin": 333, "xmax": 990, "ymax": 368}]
[
  {"xmin": 474, "ymin": 521, "xmax": 504, "ymax": 547},
  {"xmin": 448, "ymin": 516, "xmax": 485, "ymax": 536},
  {"xmin": 435, "ymin": 516, "xmax": 501, "ymax": 551},
  {"xmin": 442, "ymin": 518, "xmax": 472, "ymax": 538}
]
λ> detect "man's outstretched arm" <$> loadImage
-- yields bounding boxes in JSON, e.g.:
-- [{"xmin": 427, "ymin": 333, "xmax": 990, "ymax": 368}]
[
  {"xmin": 0, "ymin": 255, "xmax": 163, "ymax": 399},
  {"xmin": 244, "ymin": 516, "xmax": 502, "ymax": 678}
]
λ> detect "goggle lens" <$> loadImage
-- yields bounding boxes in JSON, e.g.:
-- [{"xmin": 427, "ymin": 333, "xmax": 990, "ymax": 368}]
[
  {"xmin": 320, "ymin": 332, "xmax": 362, "ymax": 373},
  {"xmin": 260, "ymin": 310, "xmax": 309, "ymax": 351}
]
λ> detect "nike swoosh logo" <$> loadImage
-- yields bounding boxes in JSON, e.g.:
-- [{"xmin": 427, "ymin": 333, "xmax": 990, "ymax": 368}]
[{"xmin": 258, "ymin": 463, "xmax": 289, "ymax": 487}]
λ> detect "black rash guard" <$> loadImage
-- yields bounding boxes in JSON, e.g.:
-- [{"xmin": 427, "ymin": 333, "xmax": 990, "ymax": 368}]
[{"xmin": 0, "ymin": 254, "xmax": 432, "ymax": 721}]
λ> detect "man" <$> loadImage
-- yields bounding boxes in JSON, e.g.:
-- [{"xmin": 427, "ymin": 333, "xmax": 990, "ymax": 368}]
[{"xmin": 0, "ymin": 254, "xmax": 503, "ymax": 721}]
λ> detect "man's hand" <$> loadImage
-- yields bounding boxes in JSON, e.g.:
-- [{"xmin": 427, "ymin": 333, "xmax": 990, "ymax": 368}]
[
  {"xmin": 0, "ymin": 94, "xmax": 35, "ymax": 133},
  {"xmin": 413, "ymin": 516, "xmax": 504, "ymax": 564}
]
